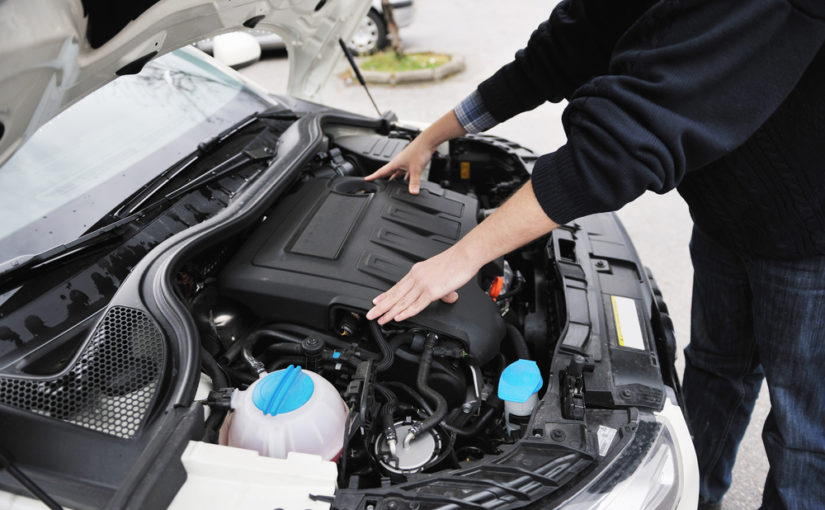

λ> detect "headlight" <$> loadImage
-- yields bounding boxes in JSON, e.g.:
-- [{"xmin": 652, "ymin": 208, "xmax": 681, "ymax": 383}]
[{"xmin": 557, "ymin": 390, "xmax": 699, "ymax": 510}]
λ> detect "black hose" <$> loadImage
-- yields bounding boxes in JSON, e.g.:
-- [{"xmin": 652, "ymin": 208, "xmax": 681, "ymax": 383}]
[
  {"xmin": 412, "ymin": 334, "xmax": 448, "ymax": 439},
  {"xmin": 369, "ymin": 321, "xmax": 394, "ymax": 372},
  {"xmin": 200, "ymin": 346, "xmax": 229, "ymax": 389},
  {"xmin": 221, "ymin": 328, "xmax": 297, "ymax": 364},
  {"xmin": 374, "ymin": 384, "xmax": 399, "ymax": 447},
  {"xmin": 200, "ymin": 346, "xmax": 229, "ymax": 444},
  {"xmin": 264, "ymin": 342, "xmax": 304, "ymax": 355},
  {"xmin": 265, "ymin": 323, "xmax": 357, "ymax": 350},
  {"xmin": 389, "ymin": 332, "xmax": 414, "ymax": 352},
  {"xmin": 224, "ymin": 365, "xmax": 257, "ymax": 385},
  {"xmin": 505, "ymin": 323, "xmax": 530, "ymax": 360},
  {"xmin": 383, "ymin": 381, "xmax": 434, "ymax": 415},
  {"xmin": 441, "ymin": 407, "xmax": 497, "ymax": 437}
]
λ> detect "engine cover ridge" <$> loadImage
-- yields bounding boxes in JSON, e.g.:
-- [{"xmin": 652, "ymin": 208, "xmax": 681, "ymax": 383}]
[{"xmin": 219, "ymin": 176, "xmax": 504, "ymax": 363}]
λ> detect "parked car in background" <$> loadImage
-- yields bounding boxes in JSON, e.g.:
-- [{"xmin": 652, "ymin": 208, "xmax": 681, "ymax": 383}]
[
  {"xmin": 0, "ymin": 1, "xmax": 697, "ymax": 509},
  {"xmin": 196, "ymin": 0, "xmax": 415, "ymax": 66}
]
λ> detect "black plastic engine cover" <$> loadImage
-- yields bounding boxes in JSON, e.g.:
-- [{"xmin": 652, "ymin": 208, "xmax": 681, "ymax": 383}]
[{"xmin": 219, "ymin": 176, "xmax": 504, "ymax": 363}]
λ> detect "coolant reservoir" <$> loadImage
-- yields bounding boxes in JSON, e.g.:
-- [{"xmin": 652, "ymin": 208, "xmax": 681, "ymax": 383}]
[{"xmin": 225, "ymin": 365, "xmax": 347, "ymax": 461}]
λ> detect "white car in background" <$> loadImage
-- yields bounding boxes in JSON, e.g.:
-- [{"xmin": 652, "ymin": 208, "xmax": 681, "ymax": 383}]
[{"xmin": 196, "ymin": 0, "xmax": 416, "ymax": 67}]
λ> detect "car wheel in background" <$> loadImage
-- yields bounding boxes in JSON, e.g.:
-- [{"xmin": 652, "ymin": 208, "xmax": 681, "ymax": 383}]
[{"xmin": 348, "ymin": 9, "xmax": 388, "ymax": 55}]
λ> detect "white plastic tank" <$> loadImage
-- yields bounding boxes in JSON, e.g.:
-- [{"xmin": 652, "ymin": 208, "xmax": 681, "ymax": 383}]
[
  {"xmin": 498, "ymin": 359, "xmax": 543, "ymax": 433},
  {"xmin": 224, "ymin": 365, "xmax": 348, "ymax": 461}
]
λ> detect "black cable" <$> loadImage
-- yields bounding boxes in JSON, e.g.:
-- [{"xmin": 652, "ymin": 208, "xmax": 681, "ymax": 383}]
[
  {"xmin": 369, "ymin": 321, "xmax": 394, "ymax": 372},
  {"xmin": 0, "ymin": 450, "xmax": 63, "ymax": 510}
]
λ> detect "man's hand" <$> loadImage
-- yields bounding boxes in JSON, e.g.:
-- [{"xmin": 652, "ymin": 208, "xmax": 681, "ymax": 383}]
[
  {"xmin": 364, "ymin": 110, "xmax": 467, "ymax": 195},
  {"xmin": 365, "ymin": 247, "xmax": 478, "ymax": 325},
  {"xmin": 364, "ymin": 136, "xmax": 436, "ymax": 195},
  {"xmin": 366, "ymin": 181, "xmax": 559, "ymax": 325}
]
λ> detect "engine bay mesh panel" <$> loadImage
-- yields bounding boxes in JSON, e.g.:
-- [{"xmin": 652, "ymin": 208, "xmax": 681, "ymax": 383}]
[{"xmin": 0, "ymin": 306, "xmax": 166, "ymax": 439}]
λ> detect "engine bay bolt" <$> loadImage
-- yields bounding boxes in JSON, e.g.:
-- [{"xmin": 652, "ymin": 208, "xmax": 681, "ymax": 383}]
[
  {"xmin": 461, "ymin": 402, "xmax": 473, "ymax": 413},
  {"xmin": 621, "ymin": 388, "xmax": 632, "ymax": 399},
  {"xmin": 550, "ymin": 429, "xmax": 566, "ymax": 442}
]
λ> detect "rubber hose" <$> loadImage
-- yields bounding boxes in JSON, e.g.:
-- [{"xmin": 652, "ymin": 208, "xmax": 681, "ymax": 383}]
[
  {"xmin": 263, "ymin": 342, "xmax": 304, "ymax": 355},
  {"xmin": 441, "ymin": 407, "xmax": 497, "ymax": 437},
  {"xmin": 415, "ymin": 334, "xmax": 448, "ymax": 436},
  {"xmin": 200, "ymin": 346, "xmax": 228, "ymax": 389},
  {"xmin": 369, "ymin": 321, "xmax": 394, "ymax": 372},
  {"xmin": 383, "ymin": 381, "xmax": 434, "ymax": 415},
  {"xmin": 199, "ymin": 346, "xmax": 229, "ymax": 443},
  {"xmin": 506, "ymin": 323, "xmax": 530, "ymax": 360},
  {"xmin": 265, "ymin": 323, "xmax": 356, "ymax": 350},
  {"xmin": 389, "ymin": 332, "xmax": 414, "ymax": 352},
  {"xmin": 375, "ymin": 383, "xmax": 399, "ymax": 444}
]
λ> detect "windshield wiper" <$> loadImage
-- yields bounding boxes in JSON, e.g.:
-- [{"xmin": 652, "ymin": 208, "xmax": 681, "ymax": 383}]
[
  {"xmin": 0, "ymin": 113, "xmax": 279, "ymax": 288},
  {"xmin": 111, "ymin": 108, "xmax": 288, "ymax": 218}
]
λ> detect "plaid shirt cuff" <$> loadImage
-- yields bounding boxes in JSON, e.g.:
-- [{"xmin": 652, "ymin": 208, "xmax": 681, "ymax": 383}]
[{"xmin": 454, "ymin": 90, "xmax": 499, "ymax": 134}]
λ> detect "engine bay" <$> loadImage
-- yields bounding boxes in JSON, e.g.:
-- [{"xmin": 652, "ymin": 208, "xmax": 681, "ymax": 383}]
[{"xmin": 177, "ymin": 121, "xmax": 563, "ymax": 489}]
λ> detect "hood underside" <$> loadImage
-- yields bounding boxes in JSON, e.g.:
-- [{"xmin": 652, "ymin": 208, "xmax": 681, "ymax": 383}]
[{"xmin": 0, "ymin": 0, "xmax": 371, "ymax": 167}]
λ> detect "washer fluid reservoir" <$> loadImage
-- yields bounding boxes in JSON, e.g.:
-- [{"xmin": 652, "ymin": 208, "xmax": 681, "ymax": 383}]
[{"xmin": 225, "ymin": 365, "xmax": 347, "ymax": 461}]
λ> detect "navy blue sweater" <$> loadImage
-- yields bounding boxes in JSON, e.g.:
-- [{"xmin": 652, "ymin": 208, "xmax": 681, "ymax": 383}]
[{"xmin": 476, "ymin": 0, "xmax": 825, "ymax": 258}]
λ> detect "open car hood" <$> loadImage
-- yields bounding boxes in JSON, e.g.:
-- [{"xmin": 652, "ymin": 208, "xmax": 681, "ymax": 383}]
[{"xmin": 0, "ymin": 0, "xmax": 371, "ymax": 167}]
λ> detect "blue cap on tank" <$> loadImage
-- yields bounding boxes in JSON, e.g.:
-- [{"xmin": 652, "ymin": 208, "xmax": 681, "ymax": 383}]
[
  {"xmin": 252, "ymin": 365, "xmax": 314, "ymax": 416},
  {"xmin": 498, "ymin": 359, "xmax": 543, "ymax": 403}
]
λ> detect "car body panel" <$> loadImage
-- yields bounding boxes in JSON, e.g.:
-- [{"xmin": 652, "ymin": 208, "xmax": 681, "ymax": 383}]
[{"xmin": 0, "ymin": 0, "xmax": 371, "ymax": 167}]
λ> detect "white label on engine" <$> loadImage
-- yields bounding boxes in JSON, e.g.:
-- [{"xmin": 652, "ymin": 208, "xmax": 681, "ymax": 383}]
[
  {"xmin": 610, "ymin": 295, "xmax": 645, "ymax": 350},
  {"xmin": 597, "ymin": 425, "xmax": 618, "ymax": 457}
]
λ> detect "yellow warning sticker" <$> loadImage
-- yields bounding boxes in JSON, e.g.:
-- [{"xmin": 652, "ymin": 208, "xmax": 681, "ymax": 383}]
[
  {"xmin": 460, "ymin": 161, "xmax": 471, "ymax": 180},
  {"xmin": 611, "ymin": 295, "xmax": 645, "ymax": 350}
]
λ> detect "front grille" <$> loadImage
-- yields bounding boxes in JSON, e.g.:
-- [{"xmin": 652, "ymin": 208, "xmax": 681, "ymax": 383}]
[{"xmin": 0, "ymin": 306, "xmax": 166, "ymax": 438}]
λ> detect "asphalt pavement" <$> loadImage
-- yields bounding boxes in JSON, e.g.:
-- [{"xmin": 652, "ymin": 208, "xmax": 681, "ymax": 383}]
[{"xmin": 241, "ymin": 1, "xmax": 770, "ymax": 507}]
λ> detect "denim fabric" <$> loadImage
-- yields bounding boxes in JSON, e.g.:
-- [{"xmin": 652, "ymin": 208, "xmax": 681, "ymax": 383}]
[{"xmin": 683, "ymin": 225, "xmax": 825, "ymax": 510}]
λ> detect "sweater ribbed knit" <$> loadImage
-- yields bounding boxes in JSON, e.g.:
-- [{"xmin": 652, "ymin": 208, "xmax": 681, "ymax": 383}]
[{"xmin": 475, "ymin": 0, "xmax": 825, "ymax": 258}]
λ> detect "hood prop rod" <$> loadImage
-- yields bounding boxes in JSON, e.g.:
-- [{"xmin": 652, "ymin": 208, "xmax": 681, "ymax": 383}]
[{"xmin": 338, "ymin": 38, "xmax": 382, "ymax": 117}]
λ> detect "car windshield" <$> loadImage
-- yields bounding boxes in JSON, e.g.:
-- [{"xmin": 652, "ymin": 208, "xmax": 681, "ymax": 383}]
[{"xmin": 0, "ymin": 48, "xmax": 272, "ymax": 262}]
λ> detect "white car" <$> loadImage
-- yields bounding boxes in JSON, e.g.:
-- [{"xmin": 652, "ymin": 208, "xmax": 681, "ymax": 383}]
[
  {"xmin": 196, "ymin": 0, "xmax": 416, "ymax": 66},
  {"xmin": 0, "ymin": 1, "xmax": 697, "ymax": 509}
]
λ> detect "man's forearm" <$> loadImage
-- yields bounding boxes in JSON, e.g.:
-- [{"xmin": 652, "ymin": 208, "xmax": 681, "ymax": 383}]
[
  {"xmin": 449, "ymin": 180, "xmax": 559, "ymax": 272},
  {"xmin": 366, "ymin": 180, "xmax": 558, "ymax": 324},
  {"xmin": 417, "ymin": 109, "xmax": 467, "ymax": 150}
]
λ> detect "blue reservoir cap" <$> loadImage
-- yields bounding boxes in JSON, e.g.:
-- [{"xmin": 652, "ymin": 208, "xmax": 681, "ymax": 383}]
[
  {"xmin": 252, "ymin": 365, "xmax": 314, "ymax": 416},
  {"xmin": 498, "ymin": 359, "xmax": 543, "ymax": 403}
]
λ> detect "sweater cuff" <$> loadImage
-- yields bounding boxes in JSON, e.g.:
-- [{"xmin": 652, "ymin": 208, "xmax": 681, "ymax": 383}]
[
  {"xmin": 531, "ymin": 145, "xmax": 594, "ymax": 225},
  {"xmin": 453, "ymin": 90, "xmax": 499, "ymax": 134}
]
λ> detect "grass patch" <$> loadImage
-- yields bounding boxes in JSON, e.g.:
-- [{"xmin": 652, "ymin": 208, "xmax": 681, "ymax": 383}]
[{"xmin": 359, "ymin": 51, "xmax": 451, "ymax": 72}]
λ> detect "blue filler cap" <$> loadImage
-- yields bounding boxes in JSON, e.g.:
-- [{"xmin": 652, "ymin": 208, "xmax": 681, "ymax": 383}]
[
  {"xmin": 252, "ymin": 365, "xmax": 314, "ymax": 416},
  {"xmin": 498, "ymin": 359, "xmax": 543, "ymax": 403}
]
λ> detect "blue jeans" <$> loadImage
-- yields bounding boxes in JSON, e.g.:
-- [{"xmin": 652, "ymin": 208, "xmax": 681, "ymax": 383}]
[{"xmin": 683, "ymin": 226, "xmax": 825, "ymax": 510}]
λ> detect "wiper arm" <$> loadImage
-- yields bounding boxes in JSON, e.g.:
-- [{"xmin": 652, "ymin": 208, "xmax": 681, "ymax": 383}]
[
  {"xmin": 0, "ymin": 215, "xmax": 136, "ymax": 288},
  {"xmin": 0, "ymin": 138, "xmax": 276, "ymax": 288},
  {"xmin": 112, "ymin": 108, "xmax": 284, "ymax": 219}
]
